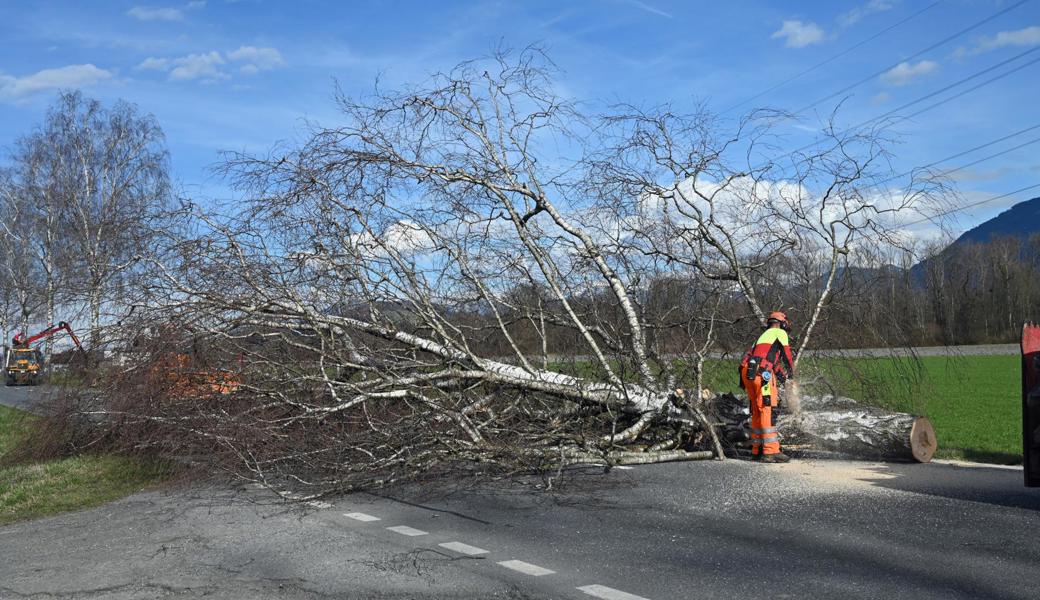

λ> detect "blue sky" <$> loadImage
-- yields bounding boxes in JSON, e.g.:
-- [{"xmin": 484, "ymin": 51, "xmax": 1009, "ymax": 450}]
[{"xmin": 2, "ymin": 0, "xmax": 1039, "ymax": 238}]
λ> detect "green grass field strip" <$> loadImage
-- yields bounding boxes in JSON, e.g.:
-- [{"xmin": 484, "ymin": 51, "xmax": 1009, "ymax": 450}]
[
  {"xmin": 554, "ymin": 353, "xmax": 1022, "ymax": 463},
  {"xmin": 0, "ymin": 404, "xmax": 169, "ymax": 525},
  {"xmin": 704, "ymin": 354, "xmax": 1020, "ymax": 462}
]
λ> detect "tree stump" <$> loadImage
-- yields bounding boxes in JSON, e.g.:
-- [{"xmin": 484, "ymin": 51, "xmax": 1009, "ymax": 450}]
[{"xmin": 709, "ymin": 392, "xmax": 937, "ymax": 463}]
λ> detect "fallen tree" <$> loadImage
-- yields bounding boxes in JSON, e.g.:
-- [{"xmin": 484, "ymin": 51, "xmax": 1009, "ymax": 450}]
[
  {"xmin": 709, "ymin": 392, "xmax": 937, "ymax": 462},
  {"xmin": 67, "ymin": 50, "xmax": 948, "ymax": 496}
]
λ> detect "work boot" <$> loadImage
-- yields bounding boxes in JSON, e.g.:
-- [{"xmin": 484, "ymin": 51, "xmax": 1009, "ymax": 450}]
[{"xmin": 759, "ymin": 452, "xmax": 790, "ymax": 464}]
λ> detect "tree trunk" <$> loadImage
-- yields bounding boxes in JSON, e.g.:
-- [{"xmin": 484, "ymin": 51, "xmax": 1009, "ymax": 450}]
[
  {"xmin": 89, "ymin": 284, "xmax": 102, "ymax": 349},
  {"xmin": 45, "ymin": 271, "xmax": 55, "ymax": 361},
  {"xmin": 564, "ymin": 449, "xmax": 714, "ymax": 466},
  {"xmin": 709, "ymin": 393, "xmax": 937, "ymax": 463}
]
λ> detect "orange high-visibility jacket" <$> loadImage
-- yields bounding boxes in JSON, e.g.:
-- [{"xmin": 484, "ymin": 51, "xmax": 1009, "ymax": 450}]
[{"xmin": 749, "ymin": 327, "xmax": 795, "ymax": 382}]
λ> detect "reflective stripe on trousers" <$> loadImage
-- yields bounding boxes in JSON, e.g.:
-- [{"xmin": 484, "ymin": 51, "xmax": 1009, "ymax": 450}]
[
  {"xmin": 749, "ymin": 436, "xmax": 780, "ymax": 445},
  {"xmin": 741, "ymin": 364, "xmax": 781, "ymax": 456}
]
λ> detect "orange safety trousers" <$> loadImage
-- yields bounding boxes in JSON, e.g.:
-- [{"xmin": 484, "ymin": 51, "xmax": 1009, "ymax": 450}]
[{"xmin": 741, "ymin": 364, "xmax": 781, "ymax": 456}]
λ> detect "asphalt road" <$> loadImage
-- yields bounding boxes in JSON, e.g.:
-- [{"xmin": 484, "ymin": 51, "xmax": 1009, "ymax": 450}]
[
  {"xmin": 3, "ymin": 374, "xmax": 1039, "ymax": 599},
  {"xmin": 2, "ymin": 457, "xmax": 1039, "ymax": 599},
  {"xmin": 0, "ymin": 381, "xmax": 52, "ymax": 414}
]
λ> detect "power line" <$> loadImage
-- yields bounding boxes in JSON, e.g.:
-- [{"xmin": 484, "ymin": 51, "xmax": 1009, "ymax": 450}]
[
  {"xmin": 876, "ymin": 126, "xmax": 1040, "ymax": 186},
  {"xmin": 894, "ymin": 123, "xmax": 1040, "ymax": 177},
  {"xmin": 927, "ymin": 135, "xmax": 1040, "ymax": 178},
  {"xmin": 721, "ymin": 1, "xmax": 943, "ymax": 115},
  {"xmin": 900, "ymin": 54, "xmax": 1040, "ymax": 121},
  {"xmin": 942, "ymin": 135, "xmax": 1040, "ymax": 174},
  {"xmin": 866, "ymin": 46, "xmax": 1040, "ymax": 128},
  {"xmin": 894, "ymin": 183, "xmax": 1040, "ymax": 226},
  {"xmin": 793, "ymin": 0, "xmax": 1031, "ymax": 116},
  {"xmin": 755, "ymin": 47, "xmax": 1040, "ymax": 169}
]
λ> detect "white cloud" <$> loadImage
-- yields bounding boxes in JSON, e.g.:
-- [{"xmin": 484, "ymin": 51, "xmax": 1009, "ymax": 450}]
[
  {"xmin": 880, "ymin": 60, "xmax": 937, "ymax": 86},
  {"xmin": 138, "ymin": 52, "xmax": 227, "ymax": 82},
  {"xmin": 871, "ymin": 91, "xmax": 891, "ymax": 105},
  {"xmin": 187, "ymin": 0, "xmax": 207, "ymax": 8},
  {"xmin": 228, "ymin": 46, "xmax": 286, "ymax": 73},
  {"xmin": 127, "ymin": 6, "xmax": 184, "ymax": 21},
  {"xmin": 0, "ymin": 64, "xmax": 114, "ymax": 100},
  {"xmin": 137, "ymin": 57, "xmax": 170, "ymax": 71},
  {"xmin": 958, "ymin": 25, "xmax": 1040, "ymax": 56},
  {"xmin": 349, "ymin": 220, "xmax": 436, "ymax": 259},
  {"xmin": 169, "ymin": 52, "xmax": 226, "ymax": 81},
  {"xmin": 634, "ymin": 176, "xmax": 809, "ymax": 253},
  {"xmin": 839, "ymin": 0, "xmax": 895, "ymax": 28},
  {"xmin": 138, "ymin": 46, "xmax": 284, "ymax": 82},
  {"xmin": 771, "ymin": 20, "xmax": 825, "ymax": 48}
]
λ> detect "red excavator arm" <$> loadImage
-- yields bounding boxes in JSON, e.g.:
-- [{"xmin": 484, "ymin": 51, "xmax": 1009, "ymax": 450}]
[
  {"xmin": 1024, "ymin": 323, "xmax": 1040, "ymax": 487},
  {"xmin": 12, "ymin": 322, "xmax": 86, "ymax": 354}
]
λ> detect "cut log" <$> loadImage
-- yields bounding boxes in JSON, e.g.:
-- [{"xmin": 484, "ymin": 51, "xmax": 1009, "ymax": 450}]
[
  {"xmin": 708, "ymin": 393, "xmax": 937, "ymax": 463},
  {"xmin": 563, "ymin": 449, "xmax": 715, "ymax": 466}
]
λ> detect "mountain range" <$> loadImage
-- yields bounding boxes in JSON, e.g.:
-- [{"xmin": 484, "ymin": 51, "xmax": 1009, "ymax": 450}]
[
  {"xmin": 951, "ymin": 196, "xmax": 1040, "ymax": 246},
  {"xmin": 908, "ymin": 195, "xmax": 1040, "ymax": 281}
]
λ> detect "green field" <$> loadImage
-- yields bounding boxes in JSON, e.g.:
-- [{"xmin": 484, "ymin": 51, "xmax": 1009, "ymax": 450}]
[
  {"xmin": 700, "ymin": 354, "xmax": 1021, "ymax": 463},
  {"xmin": 0, "ymin": 405, "xmax": 168, "ymax": 525}
]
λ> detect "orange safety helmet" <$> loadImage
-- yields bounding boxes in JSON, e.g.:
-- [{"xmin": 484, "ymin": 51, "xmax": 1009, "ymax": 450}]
[{"xmin": 766, "ymin": 311, "xmax": 789, "ymax": 329}]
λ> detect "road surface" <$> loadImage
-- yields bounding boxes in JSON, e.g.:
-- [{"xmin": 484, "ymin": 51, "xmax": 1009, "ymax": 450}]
[
  {"xmin": 3, "ymin": 365, "xmax": 1037, "ymax": 599},
  {"xmin": 2, "ymin": 457, "xmax": 1038, "ymax": 599},
  {"xmin": 0, "ymin": 381, "xmax": 52, "ymax": 415}
]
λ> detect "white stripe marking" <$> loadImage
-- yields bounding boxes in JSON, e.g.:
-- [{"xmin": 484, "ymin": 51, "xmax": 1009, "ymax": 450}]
[
  {"xmin": 497, "ymin": 560, "xmax": 555, "ymax": 576},
  {"xmin": 343, "ymin": 512, "xmax": 380, "ymax": 522},
  {"xmin": 577, "ymin": 584, "xmax": 650, "ymax": 600},
  {"xmin": 438, "ymin": 541, "xmax": 489, "ymax": 555},
  {"xmin": 386, "ymin": 525, "xmax": 427, "ymax": 536}
]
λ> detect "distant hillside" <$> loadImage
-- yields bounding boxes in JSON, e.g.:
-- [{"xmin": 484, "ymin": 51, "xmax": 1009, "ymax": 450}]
[
  {"xmin": 909, "ymin": 195, "xmax": 1040, "ymax": 282},
  {"xmin": 954, "ymin": 196, "xmax": 1040, "ymax": 245}
]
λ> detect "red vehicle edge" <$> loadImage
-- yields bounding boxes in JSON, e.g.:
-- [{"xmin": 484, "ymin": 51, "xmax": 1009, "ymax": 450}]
[{"xmin": 1023, "ymin": 323, "xmax": 1040, "ymax": 487}]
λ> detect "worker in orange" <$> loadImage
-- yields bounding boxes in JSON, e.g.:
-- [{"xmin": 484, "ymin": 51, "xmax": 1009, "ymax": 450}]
[{"xmin": 739, "ymin": 311, "xmax": 795, "ymax": 463}]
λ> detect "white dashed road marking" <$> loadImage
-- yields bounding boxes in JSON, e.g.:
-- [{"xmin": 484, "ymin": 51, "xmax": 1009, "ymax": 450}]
[
  {"xmin": 386, "ymin": 525, "xmax": 428, "ymax": 536},
  {"xmin": 577, "ymin": 584, "xmax": 650, "ymax": 600},
  {"xmin": 342, "ymin": 510, "xmax": 647, "ymax": 597},
  {"xmin": 497, "ymin": 560, "xmax": 555, "ymax": 576},
  {"xmin": 343, "ymin": 512, "xmax": 381, "ymax": 522},
  {"xmin": 438, "ymin": 541, "xmax": 489, "ymax": 555}
]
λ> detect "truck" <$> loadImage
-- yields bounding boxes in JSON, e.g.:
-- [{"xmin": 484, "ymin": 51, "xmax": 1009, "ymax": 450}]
[{"xmin": 5, "ymin": 321, "xmax": 85, "ymax": 386}]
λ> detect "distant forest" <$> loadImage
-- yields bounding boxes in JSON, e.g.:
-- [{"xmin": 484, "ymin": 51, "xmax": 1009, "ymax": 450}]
[
  {"xmin": 852, "ymin": 234, "xmax": 1040, "ymax": 348},
  {"xmin": 457, "ymin": 233, "xmax": 1040, "ymax": 357}
]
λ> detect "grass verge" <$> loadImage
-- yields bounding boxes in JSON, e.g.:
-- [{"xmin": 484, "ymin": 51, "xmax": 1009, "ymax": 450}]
[
  {"xmin": 0, "ymin": 404, "xmax": 169, "ymax": 526},
  {"xmin": 701, "ymin": 354, "xmax": 1021, "ymax": 464}
]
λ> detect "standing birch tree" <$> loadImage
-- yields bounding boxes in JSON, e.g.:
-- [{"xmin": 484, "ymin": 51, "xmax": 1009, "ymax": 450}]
[{"xmin": 43, "ymin": 91, "xmax": 170, "ymax": 348}]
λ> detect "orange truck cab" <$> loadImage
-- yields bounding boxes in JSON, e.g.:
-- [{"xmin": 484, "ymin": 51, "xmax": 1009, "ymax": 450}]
[{"xmin": 6, "ymin": 347, "xmax": 44, "ymax": 386}]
